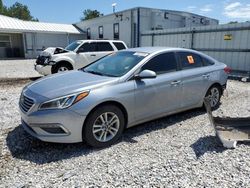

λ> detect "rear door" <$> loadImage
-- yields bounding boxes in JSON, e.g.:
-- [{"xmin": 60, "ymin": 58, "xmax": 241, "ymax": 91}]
[
  {"xmin": 177, "ymin": 51, "xmax": 211, "ymax": 108},
  {"xmin": 134, "ymin": 52, "xmax": 182, "ymax": 122}
]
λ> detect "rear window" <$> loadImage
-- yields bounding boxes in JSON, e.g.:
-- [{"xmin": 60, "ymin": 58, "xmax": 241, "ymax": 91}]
[
  {"xmin": 96, "ymin": 42, "xmax": 114, "ymax": 51},
  {"xmin": 113, "ymin": 42, "xmax": 126, "ymax": 50},
  {"xmin": 178, "ymin": 52, "xmax": 203, "ymax": 70}
]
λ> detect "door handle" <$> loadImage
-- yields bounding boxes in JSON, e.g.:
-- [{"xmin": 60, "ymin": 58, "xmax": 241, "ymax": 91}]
[
  {"xmin": 171, "ymin": 80, "xmax": 181, "ymax": 85},
  {"xmin": 90, "ymin": 54, "xmax": 96, "ymax": 57},
  {"xmin": 202, "ymin": 74, "xmax": 210, "ymax": 78}
]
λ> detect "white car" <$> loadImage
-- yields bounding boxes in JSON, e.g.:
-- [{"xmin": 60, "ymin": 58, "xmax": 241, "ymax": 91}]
[{"xmin": 35, "ymin": 40, "xmax": 128, "ymax": 75}]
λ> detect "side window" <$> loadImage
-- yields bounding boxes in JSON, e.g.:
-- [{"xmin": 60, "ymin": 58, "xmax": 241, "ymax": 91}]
[
  {"xmin": 178, "ymin": 52, "xmax": 203, "ymax": 70},
  {"xmin": 141, "ymin": 52, "xmax": 177, "ymax": 75},
  {"xmin": 202, "ymin": 56, "xmax": 215, "ymax": 66},
  {"xmin": 77, "ymin": 43, "xmax": 96, "ymax": 53},
  {"xmin": 96, "ymin": 42, "xmax": 114, "ymax": 51},
  {"xmin": 113, "ymin": 42, "xmax": 126, "ymax": 50}
]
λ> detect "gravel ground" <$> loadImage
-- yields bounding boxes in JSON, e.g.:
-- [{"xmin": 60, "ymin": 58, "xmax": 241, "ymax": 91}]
[
  {"xmin": 0, "ymin": 59, "xmax": 41, "ymax": 79},
  {"xmin": 0, "ymin": 80, "xmax": 250, "ymax": 187}
]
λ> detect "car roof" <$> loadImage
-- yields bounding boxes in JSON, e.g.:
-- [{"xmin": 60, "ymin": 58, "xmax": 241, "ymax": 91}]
[
  {"xmin": 77, "ymin": 40, "xmax": 125, "ymax": 43},
  {"xmin": 125, "ymin": 47, "xmax": 202, "ymax": 54}
]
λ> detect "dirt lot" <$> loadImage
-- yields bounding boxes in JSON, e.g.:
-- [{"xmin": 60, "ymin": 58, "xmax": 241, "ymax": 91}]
[
  {"xmin": 0, "ymin": 59, "xmax": 41, "ymax": 79},
  {"xmin": 0, "ymin": 80, "xmax": 250, "ymax": 187}
]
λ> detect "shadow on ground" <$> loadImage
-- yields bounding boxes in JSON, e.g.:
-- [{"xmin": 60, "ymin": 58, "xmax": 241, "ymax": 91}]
[
  {"xmin": 190, "ymin": 135, "xmax": 226, "ymax": 159},
  {"xmin": 6, "ymin": 108, "xmax": 225, "ymax": 164}
]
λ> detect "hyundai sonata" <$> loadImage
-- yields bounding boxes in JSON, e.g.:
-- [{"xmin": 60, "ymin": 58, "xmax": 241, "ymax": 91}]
[{"xmin": 19, "ymin": 47, "xmax": 230, "ymax": 147}]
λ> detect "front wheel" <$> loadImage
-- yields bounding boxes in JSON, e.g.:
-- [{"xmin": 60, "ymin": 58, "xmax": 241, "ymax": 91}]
[
  {"xmin": 205, "ymin": 85, "xmax": 222, "ymax": 109},
  {"xmin": 52, "ymin": 62, "xmax": 72, "ymax": 74},
  {"xmin": 83, "ymin": 105, "xmax": 125, "ymax": 148}
]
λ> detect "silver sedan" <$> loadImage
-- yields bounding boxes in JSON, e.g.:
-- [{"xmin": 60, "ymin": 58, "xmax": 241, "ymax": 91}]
[{"xmin": 19, "ymin": 47, "xmax": 229, "ymax": 147}]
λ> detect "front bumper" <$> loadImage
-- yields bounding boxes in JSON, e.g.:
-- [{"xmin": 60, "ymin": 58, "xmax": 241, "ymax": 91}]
[
  {"xmin": 20, "ymin": 107, "xmax": 86, "ymax": 143},
  {"xmin": 34, "ymin": 64, "xmax": 52, "ymax": 76}
]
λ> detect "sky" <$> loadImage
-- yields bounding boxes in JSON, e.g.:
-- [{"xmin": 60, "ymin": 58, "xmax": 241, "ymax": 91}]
[{"xmin": 3, "ymin": 0, "xmax": 250, "ymax": 24}]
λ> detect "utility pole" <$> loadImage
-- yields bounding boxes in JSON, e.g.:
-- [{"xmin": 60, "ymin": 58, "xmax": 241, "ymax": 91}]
[{"xmin": 112, "ymin": 3, "xmax": 117, "ymax": 13}]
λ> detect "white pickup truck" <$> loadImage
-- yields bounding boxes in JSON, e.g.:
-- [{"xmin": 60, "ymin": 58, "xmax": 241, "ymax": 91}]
[{"xmin": 35, "ymin": 40, "xmax": 128, "ymax": 75}]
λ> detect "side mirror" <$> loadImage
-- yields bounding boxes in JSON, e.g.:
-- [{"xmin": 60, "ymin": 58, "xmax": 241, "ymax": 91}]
[
  {"xmin": 135, "ymin": 70, "xmax": 157, "ymax": 80},
  {"xmin": 76, "ymin": 48, "xmax": 84, "ymax": 54}
]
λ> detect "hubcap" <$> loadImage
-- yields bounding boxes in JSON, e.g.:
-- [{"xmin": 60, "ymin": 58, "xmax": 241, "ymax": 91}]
[
  {"xmin": 92, "ymin": 112, "xmax": 120, "ymax": 142},
  {"xmin": 58, "ymin": 66, "xmax": 69, "ymax": 72},
  {"xmin": 207, "ymin": 87, "xmax": 220, "ymax": 107}
]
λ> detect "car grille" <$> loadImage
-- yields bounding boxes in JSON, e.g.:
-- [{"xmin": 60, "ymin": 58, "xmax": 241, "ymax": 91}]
[
  {"xmin": 20, "ymin": 95, "xmax": 35, "ymax": 113},
  {"xmin": 36, "ymin": 55, "xmax": 47, "ymax": 65}
]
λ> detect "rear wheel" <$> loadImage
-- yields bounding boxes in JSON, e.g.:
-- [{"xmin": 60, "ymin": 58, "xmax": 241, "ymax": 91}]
[
  {"xmin": 205, "ymin": 85, "xmax": 222, "ymax": 109},
  {"xmin": 83, "ymin": 105, "xmax": 125, "ymax": 148}
]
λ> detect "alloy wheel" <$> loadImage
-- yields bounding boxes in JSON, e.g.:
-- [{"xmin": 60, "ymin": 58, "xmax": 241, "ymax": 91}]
[
  {"xmin": 58, "ymin": 66, "xmax": 69, "ymax": 72},
  {"xmin": 207, "ymin": 87, "xmax": 220, "ymax": 108},
  {"xmin": 92, "ymin": 112, "xmax": 120, "ymax": 142}
]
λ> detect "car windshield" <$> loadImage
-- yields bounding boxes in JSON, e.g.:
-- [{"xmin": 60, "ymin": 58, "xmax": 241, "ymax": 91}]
[
  {"xmin": 65, "ymin": 41, "xmax": 82, "ymax": 51},
  {"xmin": 83, "ymin": 51, "xmax": 149, "ymax": 77}
]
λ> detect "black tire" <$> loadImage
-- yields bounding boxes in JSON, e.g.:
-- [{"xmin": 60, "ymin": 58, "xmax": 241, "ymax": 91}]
[
  {"xmin": 83, "ymin": 105, "xmax": 125, "ymax": 148},
  {"xmin": 205, "ymin": 85, "xmax": 222, "ymax": 109},
  {"xmin": 52, "ymin": 62, "xmax": 72, "ymax": 74}
]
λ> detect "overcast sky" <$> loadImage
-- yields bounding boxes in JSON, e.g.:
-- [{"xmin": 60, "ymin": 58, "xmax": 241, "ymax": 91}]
[{"xmin": 3, "ymin": 0, "xmax": 250, "ymax": 24}]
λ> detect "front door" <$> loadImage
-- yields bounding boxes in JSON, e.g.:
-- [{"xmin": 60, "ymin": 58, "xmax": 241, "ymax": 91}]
[
  {"xmin": 134, "ymin": 52, "xmax": 183, "ymax": 122},
  {"xmin": 78, "ymin": 42, "xmax": 97, "ymax": 66}
]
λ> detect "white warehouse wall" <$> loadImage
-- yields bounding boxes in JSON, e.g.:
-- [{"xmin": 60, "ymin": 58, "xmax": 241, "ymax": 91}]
[
  {"xmin": 75, "ymin": 7, "xmax": 219, "ymax": 48},
  {"xmin": 76, "ymin": 9, "xmax": 134, "ymax": 47},
  {"xmin": 24, "ymin": 32, "xmax": 85, "ymax": 58}
]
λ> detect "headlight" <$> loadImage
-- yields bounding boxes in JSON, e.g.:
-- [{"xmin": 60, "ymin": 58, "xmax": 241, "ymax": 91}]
[{"xmin": 39, "ymin": 91, "xmax": 89, "ymax": 110}]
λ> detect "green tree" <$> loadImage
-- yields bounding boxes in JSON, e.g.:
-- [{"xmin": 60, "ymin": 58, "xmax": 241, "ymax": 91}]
[
  {"xmin": 81, "ymin": 9, "xmax": 103, "ymax": 21},
  {"xmin": 7, "ymin": 2, "xmax": 38, "ymax": 21},
  {"xmin": 0, "ymin": 0, "xmax": 4, "ymax": 13},
  {"xmin": 0, "ymin": 0, "xmax": 7, "ymax": 14},
  {"xmin": 0, "ymin": 1, "xmax": 38, "ymax": 21}
]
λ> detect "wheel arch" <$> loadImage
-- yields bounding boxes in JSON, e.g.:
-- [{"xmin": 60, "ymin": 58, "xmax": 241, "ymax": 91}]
[
  {"xmin": 207, "ymin": 82, "xmax": 223, "ymax": 95},
  {"xmin": 51, "ymin": 60, "xmax": 74, "ymax": 73},
  {"xmin": 203, "ymin": 82, "xmax": 223, "ymax": 109},
  {"xmin": 83, "ymin": 100, "xmax": 129, "ymax": 132}
]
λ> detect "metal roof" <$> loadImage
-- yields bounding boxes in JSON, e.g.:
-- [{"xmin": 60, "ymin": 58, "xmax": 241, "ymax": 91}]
[{"xmin": 0, "ymin": 14, "xmax": 82, "ymax": 34}]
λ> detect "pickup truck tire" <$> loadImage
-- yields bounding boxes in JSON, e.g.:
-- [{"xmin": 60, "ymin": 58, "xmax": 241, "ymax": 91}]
[{"xmin": 52, "ymin": 62, "xmax": 73, "ymax": 74}]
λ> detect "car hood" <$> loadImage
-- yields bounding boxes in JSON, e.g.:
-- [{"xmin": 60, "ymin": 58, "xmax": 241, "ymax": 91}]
[
  {"xmin": 40, "ymin": 47, "xmax": 70, "ymax": 57},
  {"xmin": 27, "ymin": 70, "xmax": 118, "ymax": 99}
]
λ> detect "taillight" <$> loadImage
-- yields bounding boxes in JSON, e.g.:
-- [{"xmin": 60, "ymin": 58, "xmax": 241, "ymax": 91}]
[{"xmin": 224, "ymin": 66, "xmax": 231, "ymax": 74}]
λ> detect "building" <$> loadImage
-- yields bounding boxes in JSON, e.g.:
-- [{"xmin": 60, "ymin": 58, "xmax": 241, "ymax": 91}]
[
  {"xmin": 141, "ymin": 22, "xmax": 250, "ymax": 78},
  {"xmin": 0, "ymin": 14, "xmax": 85, "ymax": 59},
  {"xmin": 75, "ymin": 7, "xmax": 218, "ymax": 48}
]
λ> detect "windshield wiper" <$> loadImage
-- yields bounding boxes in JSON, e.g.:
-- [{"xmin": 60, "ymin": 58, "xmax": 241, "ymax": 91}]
[
  {"xmin": 85, "ymin": 70, "xmax": 105, "ymax": 76},
  {"xmin": 83, "ymin": 69, "xmax": 118, "ymax": 77}
]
